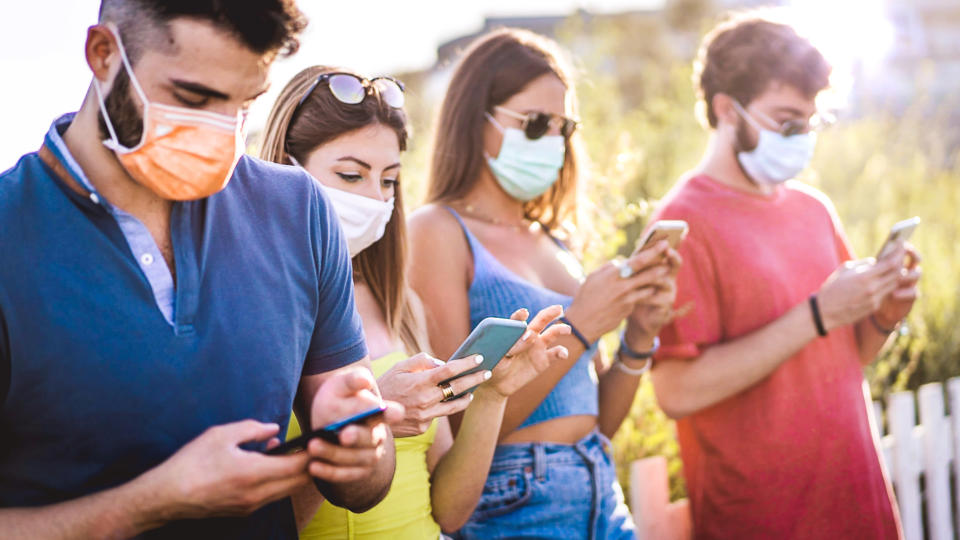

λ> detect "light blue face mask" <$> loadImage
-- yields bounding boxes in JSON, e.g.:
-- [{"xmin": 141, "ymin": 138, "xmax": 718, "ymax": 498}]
[
  {"xmin": 733, "ymin": 100, "xmax": 817, "ymax": 186},
  {"xmin": 485, "ymin": 113, "xmax": 566, "ymax": 202}
]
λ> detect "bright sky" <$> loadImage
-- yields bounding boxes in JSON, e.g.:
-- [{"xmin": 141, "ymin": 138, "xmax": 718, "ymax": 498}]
[{"xmin": 0, "ymin": 0, "xmax": 657, "ymax": 169}]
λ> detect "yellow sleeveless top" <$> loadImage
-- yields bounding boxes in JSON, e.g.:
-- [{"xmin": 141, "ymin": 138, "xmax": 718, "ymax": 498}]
[{"xmin": 286, "ymin": 351, "xmax": 441, "ymax": 539}]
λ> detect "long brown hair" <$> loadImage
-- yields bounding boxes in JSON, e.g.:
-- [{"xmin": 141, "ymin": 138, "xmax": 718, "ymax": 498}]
[
  {"xmin": 427, "ymin": 28, "xmax": 584, "ymax": 231},
  {"xmin": 260, "ymin": 66, "xmax": 428, "ymax": 355}
]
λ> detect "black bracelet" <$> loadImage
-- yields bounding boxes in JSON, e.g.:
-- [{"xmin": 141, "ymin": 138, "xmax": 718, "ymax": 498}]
[
  {"xmin": 809, "ymin": 294, "xmax": 828, "ymax": 337},
  {"xmin": 619, "ymin": 332, "xmax": 660, "ymax": 359},
  {"xmin": 560, "ymin": 316, "xmax": 592, "ymax": 350},
  {"xmin": 869, "ymin": 314, "xmax": 898, "ymax": 335}
]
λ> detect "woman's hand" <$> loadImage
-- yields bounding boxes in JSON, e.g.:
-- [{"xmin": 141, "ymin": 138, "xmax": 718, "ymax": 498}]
[
  {"xmin": 564, "ymin": 240, "xmax": 674, "ymax": 343},
  {"xmin": 625, "ymin": 246, "xmax": 681, "ymax": 343},
  {"xmin": 477, "ymin": 305, "xmax": 571, "ymax": 401},
  {"xmin": 377, "ymin": 353, "xmax": 489, "ymax": 438}
]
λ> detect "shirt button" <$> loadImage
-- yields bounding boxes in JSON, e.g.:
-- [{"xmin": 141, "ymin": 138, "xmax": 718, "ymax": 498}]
[
  {"xmin": 89, "ymin": 193, "xmax": 100, "ymax": 204},
  {"xmin": 140, "ymin": 253, "xmax": 154, "ymax": 266}
]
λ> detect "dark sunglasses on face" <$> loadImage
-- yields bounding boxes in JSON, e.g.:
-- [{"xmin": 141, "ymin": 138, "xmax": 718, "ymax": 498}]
[
  {"xmin": 494, "ymin": 106, "xmax": 579, "ymax": 140},
  {"xmin": 297, "ymin": 72, "xmax": 406, "ymax": 111}
]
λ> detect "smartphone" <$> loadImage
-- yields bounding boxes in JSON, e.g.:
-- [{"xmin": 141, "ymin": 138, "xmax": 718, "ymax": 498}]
[
  {"xmin": 876, "ymin": 217, "xmax": 920, "ymax": 260},
  {"xmin": 635, "ymin": 220, "xmax": 689, "ymax": 252},
  {"xmin": 621, "ymin": 220, "xmax": 689, "ymax": 278},
  {"xmin": 437, "ymin": 317, "xmax": 528, "ymax": 401},
  {"xmin": 265, "ymin": 405, "xmax": 387, "ymax": 455}
]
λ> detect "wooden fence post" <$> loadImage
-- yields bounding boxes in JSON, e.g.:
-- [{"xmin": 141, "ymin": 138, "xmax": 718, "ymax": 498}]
[
  {"xmin": 918, "ymin": 383, "xmax": 953, "ymax": 540},
  {"xmin": 888, "ymin": 391, "xmax": 923, "ymax": 540},
  {"xmin": 630, "ymin": 456, "xmax": 691, "ymax": 539},
  {"xmin": 947, "ymin": 378, "xmax": 960, "ymax": 533}
]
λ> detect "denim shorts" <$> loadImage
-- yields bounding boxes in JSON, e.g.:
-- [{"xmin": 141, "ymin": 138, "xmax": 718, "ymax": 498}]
[{"xmin": 455, "ymin": 430, "xmax": 636, "ymax": 540}]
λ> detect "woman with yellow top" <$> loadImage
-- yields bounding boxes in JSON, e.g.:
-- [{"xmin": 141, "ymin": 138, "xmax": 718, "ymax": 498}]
[{"xmin": 260, "ymin": 66, "xmax": 572, "ymax": 538}]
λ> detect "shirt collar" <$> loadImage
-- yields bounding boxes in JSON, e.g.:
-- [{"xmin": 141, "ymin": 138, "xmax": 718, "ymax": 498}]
[
  {"xmin": 45, "ymin": 113, "xmax": 102, "ymax": 197},
  {"xmin": 44, "ymin": 112, "xmax": 116, "ymax": 210}
]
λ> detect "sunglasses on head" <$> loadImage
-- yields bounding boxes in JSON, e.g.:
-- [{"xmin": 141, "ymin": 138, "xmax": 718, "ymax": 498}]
[
  {"xmin": 494, "ymin": 106, "xmax": 579, "ymax": 140},
  {"xmin": 297, "ymin": 72, "xmax": 405, "ymax": 111}
]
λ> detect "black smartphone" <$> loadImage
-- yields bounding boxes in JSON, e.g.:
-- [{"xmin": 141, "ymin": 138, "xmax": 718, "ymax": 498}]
[{"xmin": 265, "ymin": 404, "xmax": 387, "ymax": 455}]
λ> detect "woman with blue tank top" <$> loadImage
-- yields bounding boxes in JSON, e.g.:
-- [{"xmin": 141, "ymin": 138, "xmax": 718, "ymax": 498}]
[
  {"xmin": 408, "ymin": 29, "xmax": 681, "ymax": 539},
  {"xmin": 260, "ymin": 66, "xmax": 572, "ymax": 538}
]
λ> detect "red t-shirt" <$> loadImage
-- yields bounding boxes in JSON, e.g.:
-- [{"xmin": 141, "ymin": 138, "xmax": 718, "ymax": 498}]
[{"xmin": 652, "ymin": 175, "xmax": 901, "ymax": 539}]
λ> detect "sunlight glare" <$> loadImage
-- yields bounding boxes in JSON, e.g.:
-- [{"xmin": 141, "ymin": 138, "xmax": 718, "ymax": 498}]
[{"xmin": 787, "ymin": 0, "xmax": 895, "ymax": 107}]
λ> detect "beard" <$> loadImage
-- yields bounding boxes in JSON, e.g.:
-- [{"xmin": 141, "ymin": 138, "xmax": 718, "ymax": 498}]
[{"xmin": 97, "ymin": 68, "xmax": 144, "ymax": 148}]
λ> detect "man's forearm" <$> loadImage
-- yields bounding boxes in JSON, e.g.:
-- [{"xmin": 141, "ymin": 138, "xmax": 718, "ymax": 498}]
[
  {"xmin": 0, "ymin": 472, "xmax": 170, "ymax": 540},
  {"xmin": 855, "ymin": 317, "xmax": 895, "ymax": 365},
  {"xmin": 314, "ymin": 433, "xmax": 396, "ymax": 513},
  {"xmin": 652, "ymin": 300, "xmax": 818, "ymax": 419}
]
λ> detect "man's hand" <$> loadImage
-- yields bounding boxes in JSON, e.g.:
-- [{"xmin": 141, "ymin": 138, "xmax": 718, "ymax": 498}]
[
  {"xmin": 817, "ymin": 246, "xmax": 906, "ymax": 332},
  {"xmin": 377, "ymin": 353, "xmax": 488, "ymax": 437},
  {"xmin": 306, "ymin": 368, "xmax": 403, "ymax": 484},
  {"xmin": 144, "ymin": 420, "xmax": 311, "ymax": 519},
  {"xmin": 873, "ymin": 244, "xmax": 922, "ymax": 329}
]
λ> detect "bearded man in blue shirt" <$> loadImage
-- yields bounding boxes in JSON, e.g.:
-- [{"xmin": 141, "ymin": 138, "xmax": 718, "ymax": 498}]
[{"xmin": 0, "ymin": 1, "xmax": 406, "ymax": 537}]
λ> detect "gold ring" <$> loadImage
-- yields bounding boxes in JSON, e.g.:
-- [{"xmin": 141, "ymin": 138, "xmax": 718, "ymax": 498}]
[{"xmin": 439, "ymin": 382, "xmax": 455, "ymax": 400}]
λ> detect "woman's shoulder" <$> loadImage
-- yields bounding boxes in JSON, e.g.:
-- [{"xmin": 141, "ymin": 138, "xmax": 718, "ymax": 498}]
[{"xmin": 407, "ymin": 203, "xmax": 468, "ymax": 249}]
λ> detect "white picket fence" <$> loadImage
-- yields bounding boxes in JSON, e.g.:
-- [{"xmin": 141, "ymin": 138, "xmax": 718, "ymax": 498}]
[
  {"xmin": 873, "ymin": 378, "xmax": 960, "ymax": 540},
  {"xmin": 629, "ymin": 377, "xmax": 960, "ymax": 540}
]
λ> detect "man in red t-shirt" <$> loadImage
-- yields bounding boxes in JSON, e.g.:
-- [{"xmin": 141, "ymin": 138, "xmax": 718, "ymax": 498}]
[{"xmin": 649, "ymin": 13, "xmax": 921, "ymax": 539}]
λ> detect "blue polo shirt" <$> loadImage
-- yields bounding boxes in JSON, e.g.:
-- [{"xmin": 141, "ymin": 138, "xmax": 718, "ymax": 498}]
[{"xmin": 0, "ymin": 115, "xmax": 368, "ymax": 538}]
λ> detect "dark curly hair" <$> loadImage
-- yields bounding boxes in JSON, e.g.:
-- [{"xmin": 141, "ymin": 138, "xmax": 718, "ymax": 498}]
[
  {"xmin": 99, "ymin": 0, "xmax": 307, "ymax": 61},
  {"xmin": 694, "ymin": 13, "xmax": 832, "ymax": 128}
]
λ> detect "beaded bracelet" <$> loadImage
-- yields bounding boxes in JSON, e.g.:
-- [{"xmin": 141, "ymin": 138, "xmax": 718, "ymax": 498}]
[{"xmin": 559, "ymin": 316, "xmax": 591, "ymax": 350}]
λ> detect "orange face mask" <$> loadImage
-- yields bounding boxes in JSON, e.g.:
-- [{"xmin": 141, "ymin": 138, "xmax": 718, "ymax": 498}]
[{"xmin": 93, "ymin": 24, "xmax": 244, "ymax": 201}]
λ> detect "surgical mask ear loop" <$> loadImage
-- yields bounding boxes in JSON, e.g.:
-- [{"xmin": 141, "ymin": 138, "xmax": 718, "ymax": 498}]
[
  {"xmin": 731, "ymin": 100, "xmax": 766, "ymax": 133},
  {"xmin": 94, "ymin": 23, "xmax": 152, "ymax": 151},
  {"xmin": 483, "ymin": 112, "xmax": 507, "ymax": 161}
]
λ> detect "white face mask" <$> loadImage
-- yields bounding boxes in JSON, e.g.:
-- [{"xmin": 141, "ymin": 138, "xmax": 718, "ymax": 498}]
[
  {"xmin": 291, "ymin": 157, "xmax": 395, "ymax": 258},
  {"xmin": 733, "ymin": 100, "xmax": 817, "ymax": 185}
]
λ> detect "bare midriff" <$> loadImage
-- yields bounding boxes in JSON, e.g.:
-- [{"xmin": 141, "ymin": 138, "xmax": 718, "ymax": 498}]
[{"xmin": 500, "ymin": 414, "xmax": 597, "ymax": 445}]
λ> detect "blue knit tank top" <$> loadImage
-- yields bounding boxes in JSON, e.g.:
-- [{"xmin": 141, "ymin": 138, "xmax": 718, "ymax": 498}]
[{"xmin": 444, "ymin": 207, "xmax": 599, "ymax": 429}]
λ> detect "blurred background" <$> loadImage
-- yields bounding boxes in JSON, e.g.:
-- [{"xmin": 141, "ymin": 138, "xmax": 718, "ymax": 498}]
[{"xmin": 2, "ymin": 0, "xmax": 958, "ymax": 499}]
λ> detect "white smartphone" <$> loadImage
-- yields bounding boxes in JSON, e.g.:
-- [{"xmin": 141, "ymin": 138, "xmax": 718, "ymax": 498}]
[
  {"xmin": 620, "ymin": 220, "xmax": 689, "ymax": 278},
  {"xmin": 876, "ymin": 217, "xmax": 920, "ymax": 260},
  {"xmin": 635, "ymin": 220, "xmax": 689, "ymax": 252}
]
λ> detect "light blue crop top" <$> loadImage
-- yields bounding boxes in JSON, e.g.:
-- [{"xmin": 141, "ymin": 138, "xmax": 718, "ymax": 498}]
[{"xmin": 444, "ymin": 207, "xmax": 599, "ymax": 429}]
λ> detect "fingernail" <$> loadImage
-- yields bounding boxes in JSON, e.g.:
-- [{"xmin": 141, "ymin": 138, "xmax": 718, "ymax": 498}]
[
  {"xmin": 433, "ymin": 359, "xmax": 445, "ymax": 367},
  {"xmin": 475, "ymin": 355, "xmax": 484, "ymax": 364},
  {"xmin": 559, "ymin": 347, "xmax": 569, "ymax": 359},
  {"xmin": 469, "ymin": 393, "xmax": 475, "ymax": 401},
  {"xmin": 484, "ymin": 371, "xmax": 492, "ymax": 380},
  {"xmin": 520, "ymin": 330, "xmax": 532, "ymax": 342}
]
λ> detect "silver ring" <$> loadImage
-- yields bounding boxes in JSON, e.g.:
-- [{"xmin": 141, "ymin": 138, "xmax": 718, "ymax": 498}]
[{"xmin": 439, "ymin": 382, "xmax": 455, "ymax": 400}]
